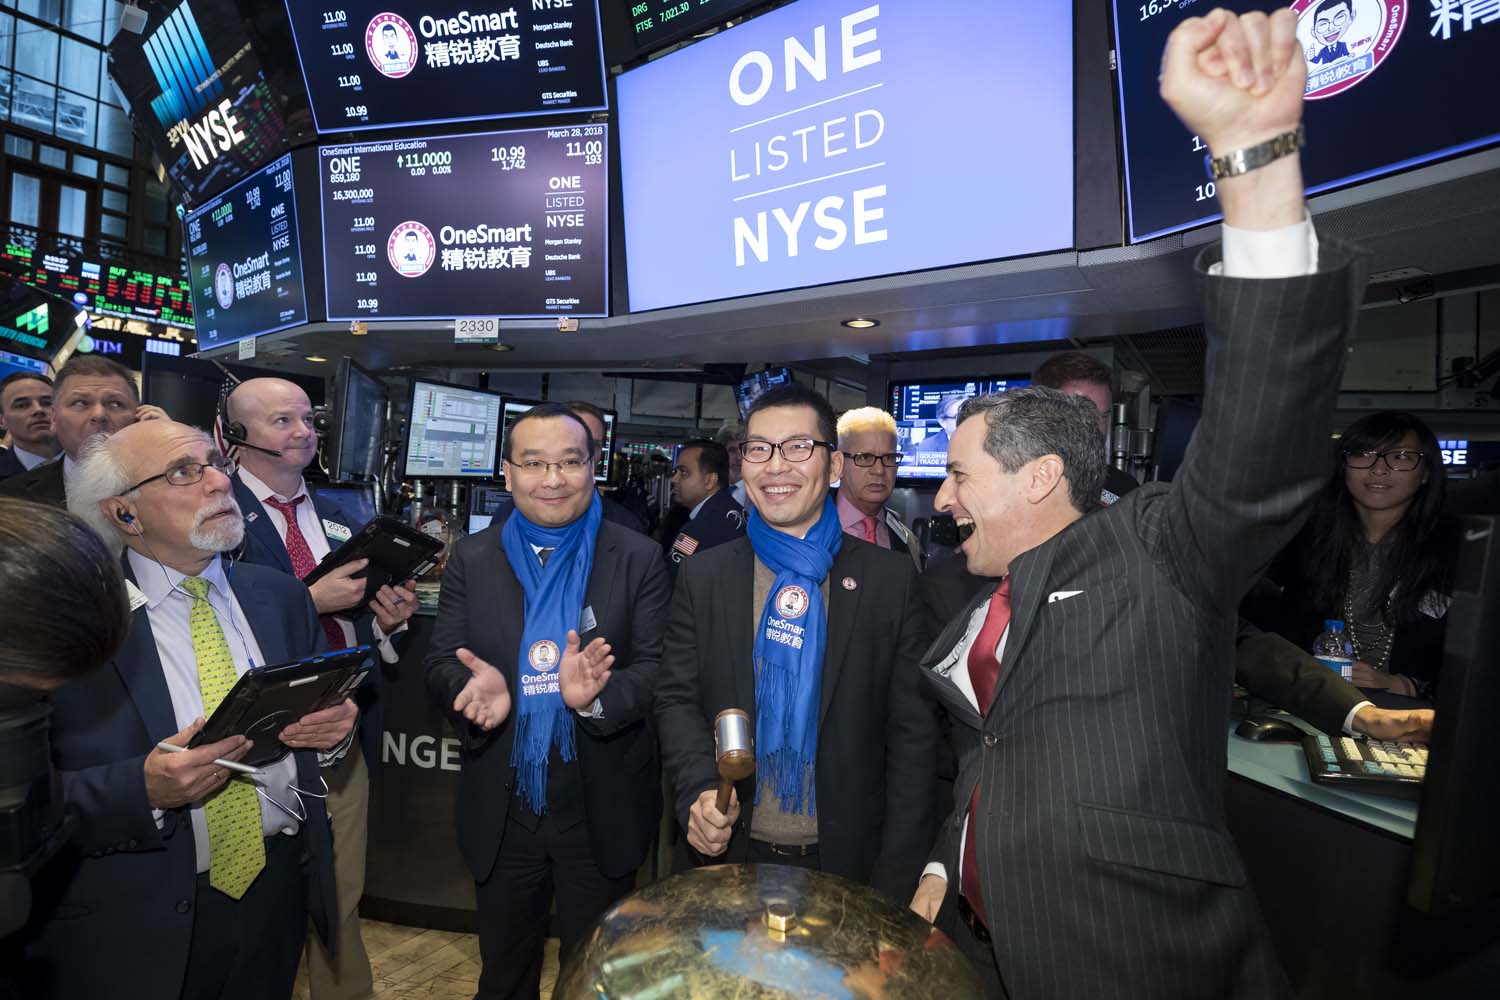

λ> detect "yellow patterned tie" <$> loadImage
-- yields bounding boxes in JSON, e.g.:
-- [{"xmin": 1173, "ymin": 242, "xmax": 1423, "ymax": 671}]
[{"xmin": 182, "ymin": 576, "xmax": 266, "ymax": 899}]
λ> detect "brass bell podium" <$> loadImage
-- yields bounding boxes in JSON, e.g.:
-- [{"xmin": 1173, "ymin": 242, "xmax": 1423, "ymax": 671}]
[{"xmin": 555, "ymin": 863, "xmax": 983, "ymax": 998}]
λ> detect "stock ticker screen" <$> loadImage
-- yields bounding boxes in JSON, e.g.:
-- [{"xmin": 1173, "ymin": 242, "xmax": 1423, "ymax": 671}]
[
  {"xmin": 284, "ymin": 1, "xmax": 608, "ymax": 133},
  {"xmin": 626, "ymin": 0, "xmax": 767, "ymax": 54},
  {"xmin": 1114, "ymin": 0, "xmax": 1500, "ymax": 242},
  {"xmin": 318, "ymin": 125, "xmax": 609, "ymax": 320},
  {"xmin": 0, "ymin": 243, "xmax": 193, "ymax": 328}
]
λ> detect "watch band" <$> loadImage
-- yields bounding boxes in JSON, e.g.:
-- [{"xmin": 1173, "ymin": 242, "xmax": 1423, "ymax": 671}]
[{"xmin": 1204, "ymin": 125, "xmax": 1305, "ymax": 181}]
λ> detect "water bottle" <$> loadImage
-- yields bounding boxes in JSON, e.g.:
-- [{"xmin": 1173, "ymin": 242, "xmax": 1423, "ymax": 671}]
[{"xmin": 1312, "ymin": 619, "xmax": 1353, "ymax": 681}]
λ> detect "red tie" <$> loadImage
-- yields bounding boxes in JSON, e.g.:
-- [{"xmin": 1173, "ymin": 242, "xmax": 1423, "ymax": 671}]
[
  {"xmin": 263, "ymin": 495, "xmax": 349, "ymax": 652},
  {"xmin": 961, "ymin": 577, "xmax": 1011, "ymax": 925},
  {"xmin": 862, "ymin": 515, "xmax": 879, "ymax": 544}
]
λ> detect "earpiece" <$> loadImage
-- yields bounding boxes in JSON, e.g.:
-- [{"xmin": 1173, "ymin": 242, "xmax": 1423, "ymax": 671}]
[{"xmin": 117, "ymin": 511, "xmax": 134, "ymax": 524}]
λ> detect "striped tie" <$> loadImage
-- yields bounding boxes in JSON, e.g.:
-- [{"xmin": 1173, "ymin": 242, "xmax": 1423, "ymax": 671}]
[{"xmin": 182, "ymin": 576, "xmax": 266, "ymax": 899}]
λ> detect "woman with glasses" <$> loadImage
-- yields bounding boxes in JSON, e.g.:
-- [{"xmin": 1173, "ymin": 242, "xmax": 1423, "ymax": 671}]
[{"xmin": 1259, "ymin": 411, "xmax": 1460, "ymax": 700}]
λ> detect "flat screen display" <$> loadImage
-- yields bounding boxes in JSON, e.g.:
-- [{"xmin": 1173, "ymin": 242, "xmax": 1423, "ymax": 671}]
[
  {"xmin": 889, "ymin": 377, "xmax": 1030, "ymax": 481},
  {"xmin": 310, "ymin": 483, "xmax": 377, "ymax": 527},
  {"xmin": 284, "ymin": 1, "xmax": 608, "ymax": 133},
  {"xmin": 0, "ymin": 348, "xmax": 50, "ymax": 383},
  {"xmin": 1114, "ymin": 0, "xmax": 1500, "ymax": 243},
  {"xmin": 330, "ymin": 357, "xmax": 388, "ymax": 483},
  {"xmin": 735, "ymin": 366, "xmax": 792, "ymax": 417},
  {"xmin": 107, "ymin": 0, "xmax": 312, "ymax": 206},
  {"xmin": 497, "ymin": 397, "xmax": 615, "ymax": 483},
  {"xmin": 468, "ymin": 484, "xmax": 514, "ymax": 533},
  {"xmin": 627, "ymin": 0, "xmax": 767, "ymax": 55},
  {"xmin": 319, "ymin": 126, "xmax": 610, "ymax": 320},
  {"xmin": 185, "ymin": 153, "xmax": 308, "ymax": 350},
  {"xmin": 402, "ymin": 379, "xmax": 503, "ymax": 478},
  {"xmin": 616, "ymin": 0, "xmax": 1073, "ymax": 312},
  {"xmin": 0, "ymin": 242, "xmax": 193, "ymax": 328}
]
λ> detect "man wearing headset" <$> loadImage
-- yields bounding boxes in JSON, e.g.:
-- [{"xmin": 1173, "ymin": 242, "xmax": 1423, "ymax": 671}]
[
  {"xmin": 224, "ymin": 376, "xmax": 415, "ymax": 1000},
  {"xmin": 28, "ymin": 419, "xmax": 355, "ymax": 1000}
]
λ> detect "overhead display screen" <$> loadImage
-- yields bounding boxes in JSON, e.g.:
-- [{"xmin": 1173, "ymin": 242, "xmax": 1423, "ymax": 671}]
[
  {"xmin": 185, "ymin": 153, "xmax": 309, "ymax": 350},
  {"xmin": 616, "ymin": 0, "xmax": 1073, "ymax": 312},
  {"xmin": 319, "ymin": 125, "xmax": 609, "ymax": 320},
  {"xmin": 628, "ymin": 0, "xmax": 767, "ymax": 54},
  {"xmin": 0, "ymin": 243, "xmax": 193, "ymax": 328},
  {"xmin": 1114, "ymin": 0, "xmax": 1500, "ymax": 243},
  {"xmin": 108, "ymin": 0, "xmax": 313, "ymax": 206},
  {"xmin": 889, "ymin": 377, "xmax": 1030, "ymax": 481},
  {"xmin": 284, "ymin": 1, "xmax": 608, "ymax": 133}
]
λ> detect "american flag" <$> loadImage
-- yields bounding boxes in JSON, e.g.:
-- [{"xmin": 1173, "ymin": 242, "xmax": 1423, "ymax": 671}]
[
  {"xmin": 211, "ymin": 363, "xmax": 242, "ymax": 469},
  {"xmin": 672, "ymin": 533, "xmax": 699, "ymax": 557}
]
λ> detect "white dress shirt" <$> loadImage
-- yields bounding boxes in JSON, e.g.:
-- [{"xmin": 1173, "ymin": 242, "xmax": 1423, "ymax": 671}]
[
  {"xmin": 924, "ymin": 217, "xmax": 1323, "ymax": 891},
  {"xmin": 130, "ymin": 550, "xmax": 302, "ymax": 873},
  {"xmin": 237, "ymin": 467, "xmax": 403, "ymax": 663},
  {"xmin": 10, "ymin": 444, "xmax": 52, "ymax": 471}
]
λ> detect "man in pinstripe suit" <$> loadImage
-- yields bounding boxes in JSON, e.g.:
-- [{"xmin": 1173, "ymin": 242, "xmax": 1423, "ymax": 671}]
[{"xmin": 909, "ymin": 10, "xmax": 1365, "ymax": 997}]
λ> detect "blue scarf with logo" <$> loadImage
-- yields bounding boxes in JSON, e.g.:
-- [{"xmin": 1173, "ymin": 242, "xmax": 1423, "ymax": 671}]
[
  {"xmin": 501, "ymin": 492, "xmax": 601, "ymax": 814},
  {"xmin": 747, "ymin": 497, "xmax": 842, "ymax": 816}
]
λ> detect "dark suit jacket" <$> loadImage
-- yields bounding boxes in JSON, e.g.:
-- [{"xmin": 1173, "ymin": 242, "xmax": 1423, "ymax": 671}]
[
  {"xmin": 665, "ymin": 488, "xmax": 745, "ymax": 578},
  {"xmin": 26, "ymin": 559, "xmax": 337, "ymax": 999},
  {"xmin": 920, "ymin": 237, "xmax": 1367, "ymax": 998},
  {"xmin": 0, "ymin": 457, "xmax": 65, "ymax": 507},
  {"xmin": 656, "ymin": 533, "xmax": 939, "ymax": 900},
  {"xmin": 1234, "ymin": 625, "xmax": 1364, "ymax": 736},
  {"xmin": 231, "ymin": 473, "xmax": 390, "ymax": 771},
  {"xmin": 425, "ymin": 517, "xmax": 670, "ymax": 882},
  {"xmin": 0, "ymin": 447, "xmax": 29, "ymax": 480}
]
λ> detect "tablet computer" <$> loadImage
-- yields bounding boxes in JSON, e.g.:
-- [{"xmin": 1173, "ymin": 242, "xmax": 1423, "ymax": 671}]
[
  {"xmin": 302, "ymin": 516, "xmax": 445, "ymax": 606},
  {"xmin": 189, "ymin": 647, "xmax": 375, "ymax": 768}
]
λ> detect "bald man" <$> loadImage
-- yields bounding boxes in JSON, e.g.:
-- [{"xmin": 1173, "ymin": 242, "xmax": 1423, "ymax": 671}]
[
  {"xmin": 226, "ymin": 377, "xmax": 415, "ymax": 1000},
  {"xmin": 29, "ymin": 420, "xmax": 353, "ymax": 1000}
]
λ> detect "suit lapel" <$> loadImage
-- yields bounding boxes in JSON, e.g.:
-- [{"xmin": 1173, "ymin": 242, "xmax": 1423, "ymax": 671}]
[
  {"xmin": 583, "ymin": 525, "xmax": 620, "ymax": 638},
  {"xmin": 818, "ymin": 541, "xmax": 862, "ymax": 728},
  {"xmin": 115, "ymin": 559, "xmax": 178, "ymax": 741},
  {"xmin": 492, "ymin": 528, "xmax": 526, "ymax": 687},
  {"xmin": 232, "ymin": 563, "xmax": 295, "ymax": 665},
  {"xmin": 918, "ymin": 582, "xmax": 994, "ymax": 728},
  {"xmin": 718, "ymin": 538, "xmax": 756, "ymax": 715},
  {"xmin": 233, "ymin": 475, "xmax": 294, "ymax": 575},
  {"xmin": 989, "ymin": 538, "xmax": 1060, "ymax": 710}
]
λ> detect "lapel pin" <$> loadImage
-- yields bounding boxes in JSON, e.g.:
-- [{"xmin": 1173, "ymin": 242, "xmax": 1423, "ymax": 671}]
[
  {"xmin": 842, "ymin": 576, "xmax": 858, "ymax": 591},
  {"xmin": 245, "ymin": 512, "xmax": 259, "ymax": 523}
]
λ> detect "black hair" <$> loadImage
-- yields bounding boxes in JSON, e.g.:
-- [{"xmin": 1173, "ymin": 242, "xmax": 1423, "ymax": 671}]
[
  {"xmin": 1032, "ymin": 352, "xmax": 1112, "ymax": 393},
  {"xmin": 745, "ymin": 383, "xmax": 836, "ymax": 444},
  {"xmin": 679, "ymin": 438, "xmax": 729, "ymax": 489},
  {"xmin": 0, "ymin": 371, "xmax": 52, "ymax": 400},
  {"xmin": 1314, "ymin": 0, "xmax": 1353, "ymax": 18},
  {"xmin": 502, "ymin": 402, "xmax": 594, "ymax": 462},
  {"xmin": 0, "ymin": 498, "xmax": 129, "ymax": 690},
  {"xmin": 1301, "ymin": 411, "xmax": 1456, "ymax": 625}
]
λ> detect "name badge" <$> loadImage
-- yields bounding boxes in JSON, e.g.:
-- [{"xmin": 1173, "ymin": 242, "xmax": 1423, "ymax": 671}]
[
  {"xmin": 323, "ymin": 519, "xmax": 353, "ymax": 545},
  {"xmin": 579, "ymin": 605, "xmax": 597, "ymax": 633},
  {"xmin": 126, "ymin": 580, "xmax": 149, "ymax": 612}
]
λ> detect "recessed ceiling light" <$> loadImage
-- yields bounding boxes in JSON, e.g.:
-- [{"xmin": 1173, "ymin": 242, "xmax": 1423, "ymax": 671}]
[
  {"xmin": 304, "ymin": 355, "xmax": 328, "ymax": 362},
  {"xmin": 842, "ymin": 317, "xmax": 880, "ymax": 329}
]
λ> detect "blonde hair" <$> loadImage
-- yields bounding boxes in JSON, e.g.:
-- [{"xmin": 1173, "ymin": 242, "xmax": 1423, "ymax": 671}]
[{"xmin": 836, "ymin": 407, "xmax": 897, "ymax": 448}]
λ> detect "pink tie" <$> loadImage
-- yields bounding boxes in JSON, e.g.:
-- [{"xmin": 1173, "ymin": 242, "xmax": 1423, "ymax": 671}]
[
  {"xmin": 262, "ymin": 495, "xmax": 349, "ymax": 652},
  {"xmin": 862, "ymin": 515, "xmax": 879, "ymax": 544}
]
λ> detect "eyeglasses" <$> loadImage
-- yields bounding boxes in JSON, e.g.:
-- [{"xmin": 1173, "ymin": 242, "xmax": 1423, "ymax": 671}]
[
  {"xmin": 740, "ymin": 438, "xmax": 834, "ymax": 464},
  {"xmin": 508, "ymin": 458, "xmax": 591, "ymax": 477},
  {"xmin": 1315, "ymin": 10, "xmax": 1351, "ymax": 31},
  {"xmin": 842, "ymin": 451, "xmax": 903, "ymax": 468},
  {"xmin": 119, "ymin": 455, "xmax": 234, "ymax": 495},
  {"xmin": 1343, "ymin": 449, "xmax": 1424, "ymax": 472}
]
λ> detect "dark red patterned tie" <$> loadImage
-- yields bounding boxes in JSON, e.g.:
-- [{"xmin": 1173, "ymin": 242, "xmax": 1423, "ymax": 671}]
[
  {"xmin": 961, "ymin": 577, "xmax": 1011, "ymax": 925},
  {"xmin": 263, "ymin": 495, "xmax": 349, "ymax": 652}
]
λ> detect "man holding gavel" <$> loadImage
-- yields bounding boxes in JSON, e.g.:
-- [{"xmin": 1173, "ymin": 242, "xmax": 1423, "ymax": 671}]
[{"xmin": 655, "ymin": 384, "xmax": 938, "ymax": 901}]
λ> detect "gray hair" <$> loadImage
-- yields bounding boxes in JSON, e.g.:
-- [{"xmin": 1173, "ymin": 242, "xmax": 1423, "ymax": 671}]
[
  {"xmin": 959, "ymin": 387, "xmax": 1105, "ymax": 513},
  {"xmin": 67, "ymin": 433, "xmax": 133, "ymax": 555}
]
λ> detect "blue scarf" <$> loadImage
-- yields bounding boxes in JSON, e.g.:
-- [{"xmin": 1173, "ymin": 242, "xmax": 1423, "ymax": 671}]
[
  {"xmin": 501, "ymin": 492, "xmax": 601, "ymax": 814},
  {"xmin": 747, "ymin": 497, "xmax": 842, "ymax": 816}
]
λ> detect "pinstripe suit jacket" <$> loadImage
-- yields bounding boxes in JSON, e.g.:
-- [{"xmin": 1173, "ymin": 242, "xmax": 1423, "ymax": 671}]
[{"xmin": 921, "ymin": 235, "xmax": 1368, "ymax": 999}]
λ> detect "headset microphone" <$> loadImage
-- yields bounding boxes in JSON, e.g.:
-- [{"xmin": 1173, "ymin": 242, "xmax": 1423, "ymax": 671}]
[{"xmin": 222, "ymin": 434, "xmax": 284, "ymax": 458}]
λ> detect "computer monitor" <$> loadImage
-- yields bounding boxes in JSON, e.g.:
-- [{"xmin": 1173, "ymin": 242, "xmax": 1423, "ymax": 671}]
[
  {"xmin": 735, "ymin": 367, "xmax": 793, "ymax": 418},
  {"xmin": 309, "ymin": 482, "xmax": 377, "ymax": 529},
  {"xmin": 1149, "ymin": 398, "xmax": 1202, "ymax": 483},
  {"xmin": 328, "ymin": 358, "xmax": 389, "ymax": 484},
  {"xmin": 468, "ymin": 484, "xmax": 514, "ymax": 535},
  {"xmin": 887, "ymin": 376, "xmax": 1031, "ymax": 482},
  {"xmin": 401, "ymin": 379, "xmax": 503, "ymax": 479},
  {"xmin": 1408, "ymin": 514, "xmax": 1500, "ymax": 915},
  {"xmin": 497, "ymin": 397, "xmax": 616, "ymax": 485}
]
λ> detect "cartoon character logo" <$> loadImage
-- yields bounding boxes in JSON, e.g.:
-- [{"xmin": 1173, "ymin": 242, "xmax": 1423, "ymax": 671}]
[
  {"xmin": 528, "ymin": 640, "xmax": 560, "ymax": 673},
  {"xmin": 775, "ymin": 585, "xmax": 810, "ymax": 620},
  {"xmin": 1292, "ymin": 0, "xmax": 1405, "ymax": 100},
  {"xmin": 366, "ymin": 13, "xmax": 418, "ymax": 79},
  {"xmin": 388, "ymin": 221, "xmax": 436, "ymax": 278},
  {"xmin": 213, "ymin": 263, "xmax": 235, "ymax": 310}
]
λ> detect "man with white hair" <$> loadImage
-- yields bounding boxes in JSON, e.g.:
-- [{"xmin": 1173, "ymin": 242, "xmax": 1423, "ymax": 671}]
[
  {"xmin": 835, "ymin": 407, "xmax": 922, "ymax": 571},
  {"xmin": 27, "ymin": 419, "xmax": 355, "ymax": 1000}
]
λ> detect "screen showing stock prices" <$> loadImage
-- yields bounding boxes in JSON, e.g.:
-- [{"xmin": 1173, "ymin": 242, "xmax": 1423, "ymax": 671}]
[
  {"xmin": 185, "ymin": 153, "xmax": 309, "ymax": 349},
  {"xmin": 285, "ymin": 0, "xmax": 608, "ymax": 132},
  {"xmin": 1114, "ymin": 0, "xmax": 1500, "ymax": 242},
  {"xmin": 0, "ymin": 242, "xmax": 193, "ymax": 328},
  {"xmin": 627, "ymin": 0, "xmax": 767, "ymax": 54},
  {"xmin": 319, "ymin": 125, "xmax": 609, "ymax": 320}
]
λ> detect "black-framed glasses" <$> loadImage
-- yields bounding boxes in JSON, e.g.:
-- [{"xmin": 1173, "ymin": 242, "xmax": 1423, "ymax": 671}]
[
  {"xmin": 842, "ymin": 451, "xmax": 903, "ymax": 468},
  {"xmin": 1342, "ymin": 448, "xmax": 1424, "ymax": 472},
  {"xmin": 740, "ymin": 438, "xmax": 834, "ymax": 464},
  {"xmin": 119, "ymin": 455, "xmax": 234, "ymax": 495}
]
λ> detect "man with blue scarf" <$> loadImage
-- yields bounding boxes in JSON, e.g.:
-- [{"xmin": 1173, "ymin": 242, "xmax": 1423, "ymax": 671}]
[
  {"xmin": 656, "ymin": 384, "xmax": 938, "ymax": 901},
  {"xmin": 426, "ymin": 404, "xmax": 670, "ymax": 1000}
]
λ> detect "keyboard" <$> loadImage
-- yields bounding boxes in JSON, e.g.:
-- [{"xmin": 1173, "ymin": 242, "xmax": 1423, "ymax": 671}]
[{"xmin": 1301, "ymin": 732, "xmax": 1428, "ymax": 800}]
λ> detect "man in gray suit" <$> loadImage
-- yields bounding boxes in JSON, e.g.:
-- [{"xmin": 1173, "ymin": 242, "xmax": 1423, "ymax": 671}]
[{"xmin": 910, "ymin": 10, "xmax": 1362, "ymax": 997}]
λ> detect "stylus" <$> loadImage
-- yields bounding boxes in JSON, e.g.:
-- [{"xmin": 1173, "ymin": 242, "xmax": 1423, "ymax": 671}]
[{"xmin": 155, "ymin": 741, "xmax": 262, "ymax": 776}]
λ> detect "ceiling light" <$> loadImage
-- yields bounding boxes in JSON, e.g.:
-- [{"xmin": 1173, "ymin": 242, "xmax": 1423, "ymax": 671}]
[
  {"xmin": 490, "ymin": 343, "xmax": 513, "ymax": 352},
  {"xmin": 304, "ymin": 355, "xmax": 328, "ymax": 363},
  {"xmin": 842, "ymin": 318, "xmax": 880, "ymax": 329}
]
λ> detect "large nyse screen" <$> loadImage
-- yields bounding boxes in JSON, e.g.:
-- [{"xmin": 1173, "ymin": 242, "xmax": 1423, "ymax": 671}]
[
  {"xmin": 616, "ymin": 0, "xmax": 1073, "ymax": 312},
  {"xmin": 319, "ymin": 126, "xmax": 609, "ymax": 320},
  {"xmin": 185, "ymin": 154, "xmax": 308, "ymax": 350},
  {"xmin": 1115, "ymin": 0, "xmax": 1500, "ymax": 243},
  {"xmin": 285, "ymin": 1, "xmax": 608, "ymax": 133},
  {"xmin": 628, "ymin": 0, "xmax": 766, "ymax": 54}
]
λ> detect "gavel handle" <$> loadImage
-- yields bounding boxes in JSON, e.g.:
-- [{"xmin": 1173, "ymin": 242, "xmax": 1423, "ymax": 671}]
[{"xmin": 714, "ymin": 776, "xmax": 734, "ymax": 814}]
